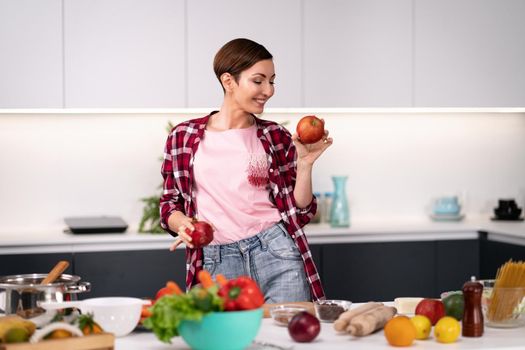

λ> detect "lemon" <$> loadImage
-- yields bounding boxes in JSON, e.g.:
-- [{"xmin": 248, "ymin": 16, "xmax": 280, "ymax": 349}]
[
  {"xmin": 434, "ymin": 316, "xmax": 461, "ymax": 343},
  {"xmin": 410, "ymin": 315, "xmax": 432, "ymax": 340},
  {"xmin": 5, "ymin": 327, "xmax": 30, "ymax": 343}
]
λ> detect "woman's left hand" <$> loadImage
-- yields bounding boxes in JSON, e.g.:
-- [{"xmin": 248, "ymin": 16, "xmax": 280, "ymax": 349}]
[{"xmin": 292, "ymin": 128, "xmax": 333, "ymax": 165}]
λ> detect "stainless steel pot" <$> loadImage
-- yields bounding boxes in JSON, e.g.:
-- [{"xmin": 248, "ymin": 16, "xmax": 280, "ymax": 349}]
[{"xmin": 0, "ymin": 273, "xmax": 90, "ymax": 327}]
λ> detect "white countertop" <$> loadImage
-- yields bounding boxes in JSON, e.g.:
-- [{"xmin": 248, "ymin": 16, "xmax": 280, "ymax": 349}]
[
  {"xmin": 116, "ymin": 317, "xmax": 525, "ymax": 350},
  {"xmin": 0, "ymin": 217, "xmax": 524, "ymax": 254}
]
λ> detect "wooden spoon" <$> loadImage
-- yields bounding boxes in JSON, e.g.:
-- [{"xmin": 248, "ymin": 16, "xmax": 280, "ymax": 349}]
[{"xmin": 40, "ymin": 260, "xmax": 70, "ymax": 285}]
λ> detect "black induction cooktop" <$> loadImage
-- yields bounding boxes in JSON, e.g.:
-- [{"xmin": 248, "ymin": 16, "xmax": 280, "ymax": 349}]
[{"xmin": 64, "ymin": 216, "xmax": 128, "ymax": 234}]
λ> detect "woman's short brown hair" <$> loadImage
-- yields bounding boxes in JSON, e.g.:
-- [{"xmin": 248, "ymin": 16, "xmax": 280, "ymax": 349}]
[{"xmin": 213, "ymin": 38, "xmax": 273, "ymax": 89}]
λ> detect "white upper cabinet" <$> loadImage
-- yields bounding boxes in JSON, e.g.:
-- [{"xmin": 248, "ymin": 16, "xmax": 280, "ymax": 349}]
[
  {"xmin": 64, "ymin": 0, "xmax": 185, "ymax": 108},
  {"xmin": 186, "ymin": 0, "xmax": 302, "ymax": 108},
  {"xmin": 0, "ymin": 0, "xmax": 62, "ymax": 108},
  {"xmin": 303, "ymin": 0, "xmax": 413, "ymax": 107},
  {"xmin": 414, "ymin": 0, "xmax": 525, "ymax": 107}
]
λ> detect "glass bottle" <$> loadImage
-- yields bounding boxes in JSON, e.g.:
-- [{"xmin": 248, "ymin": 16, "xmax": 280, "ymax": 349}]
[
  {"xmin": 330, "ymin": 176, "xmax": 350, "ymax": 227},
  {"xmin": 322, "ymin": 192, "xmax": 332, "ymax": 223}
]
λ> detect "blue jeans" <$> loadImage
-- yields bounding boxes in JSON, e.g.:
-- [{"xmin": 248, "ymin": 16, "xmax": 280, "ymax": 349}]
[{"xmin": 203, "ymin": 222, "xmax": 311, "ymax": 303}]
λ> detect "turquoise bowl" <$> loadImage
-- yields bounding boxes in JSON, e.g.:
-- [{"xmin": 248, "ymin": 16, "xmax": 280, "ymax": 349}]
[{"xmin": 178, "ymin": 308, "xmax": 263, "ymax": 350}]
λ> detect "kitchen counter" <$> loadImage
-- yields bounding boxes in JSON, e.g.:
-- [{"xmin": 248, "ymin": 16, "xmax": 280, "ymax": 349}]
[
  {"xmin": 0, "ymin": 217, "xmax": 524, "ymax": 254},
  {"xmin": 116, "ymin": 317, "xmax": 525, "ymax": 350}
]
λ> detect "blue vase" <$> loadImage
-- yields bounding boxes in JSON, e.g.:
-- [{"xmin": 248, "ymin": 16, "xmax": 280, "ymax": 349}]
[{"xmin": 330, "ymin": 176, "xmax": 350, "ymax": 227}]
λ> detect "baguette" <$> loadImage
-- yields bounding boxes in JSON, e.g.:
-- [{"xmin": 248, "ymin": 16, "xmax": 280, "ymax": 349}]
[
  {"xmin": 333, "ymin": 302, "xmax": 383, "ymax": 332},
  {"xmin": 346, "ymin": 305, "xmax": 397, "ymax": 337}
]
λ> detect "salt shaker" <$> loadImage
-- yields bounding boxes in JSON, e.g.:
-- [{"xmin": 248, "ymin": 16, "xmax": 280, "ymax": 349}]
[{"xmin": 462, "ymin": 281, "xmax": 484, "ymax": 337}]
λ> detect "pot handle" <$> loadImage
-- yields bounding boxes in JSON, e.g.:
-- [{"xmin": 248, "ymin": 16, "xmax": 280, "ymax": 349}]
[
  {"xmin": 65, "ymin": 281, "xmax": 91, "ymax": 294},
  {"xmin": 39, "ymin": 300, "xmax": 83, "ymax": 310}
]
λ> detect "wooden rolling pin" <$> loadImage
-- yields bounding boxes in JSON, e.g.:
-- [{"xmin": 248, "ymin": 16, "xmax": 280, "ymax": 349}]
[
  {"xmin": 263, "ymin": 301, "xmax": 315, "ymax": 318},
  {"xmin": 40, "ymin": 260, "xmax": 70, "ymax": 285}
]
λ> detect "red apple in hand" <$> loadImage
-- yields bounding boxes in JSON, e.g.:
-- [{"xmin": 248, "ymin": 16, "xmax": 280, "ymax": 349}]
[
  {"xmin": 296, "ymin": 115, "xmax": 325, "ymax": 144},
  {"xmin": 185, "ymin": 220, "xmax": 214, "ymax": 248},
  {"xmin": 415, "ymin": 298, "xmax": 446, "ymax": 325}
]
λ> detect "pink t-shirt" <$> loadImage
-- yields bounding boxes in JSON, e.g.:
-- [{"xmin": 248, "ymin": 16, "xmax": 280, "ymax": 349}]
[{"xmin": 193, "ymin": 124, "xmax": 282, "ymax": 244}]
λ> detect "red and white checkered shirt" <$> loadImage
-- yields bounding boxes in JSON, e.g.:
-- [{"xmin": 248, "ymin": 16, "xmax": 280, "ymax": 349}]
[{"xmin": 159, "ymin": 113, "xmax": 325, "ymax": 301}]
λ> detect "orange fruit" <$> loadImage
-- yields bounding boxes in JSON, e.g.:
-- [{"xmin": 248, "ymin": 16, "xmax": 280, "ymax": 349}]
[{"xmin": 384, "ymin": 316, "xmax": 417, "ymax": 347}]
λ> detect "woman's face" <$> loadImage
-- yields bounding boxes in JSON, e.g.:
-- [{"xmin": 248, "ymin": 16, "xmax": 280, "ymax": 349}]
[{"xmin": 231, "ymin": 59, "xmax": 275, "ymax": 114}]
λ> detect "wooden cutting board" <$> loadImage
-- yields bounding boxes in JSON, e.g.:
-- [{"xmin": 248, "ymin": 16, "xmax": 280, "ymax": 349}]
[{"xmin": 262, "ymin": 301, "xmax": 315, "ymax": 318}]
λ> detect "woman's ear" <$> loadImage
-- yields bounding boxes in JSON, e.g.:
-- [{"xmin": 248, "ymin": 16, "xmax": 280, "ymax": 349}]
[{"xmin": 220, "ymin": 72, "xmax": 234, "ymax": 92}]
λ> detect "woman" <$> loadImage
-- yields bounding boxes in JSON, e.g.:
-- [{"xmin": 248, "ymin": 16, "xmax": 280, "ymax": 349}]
[{"xmin": 159, "ymin": 38, "xmax": 332, "ymax": 302}]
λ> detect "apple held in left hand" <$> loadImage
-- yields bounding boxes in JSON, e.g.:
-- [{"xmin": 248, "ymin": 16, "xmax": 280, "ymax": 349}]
[{"xmin": 293, "ymin": 115, "xmax": 333, "ymax": 165}]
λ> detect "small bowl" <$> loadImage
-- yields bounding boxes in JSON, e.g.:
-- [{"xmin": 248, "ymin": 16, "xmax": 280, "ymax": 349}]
[
  {"xmin": 179, "ymin": 308, "xmax": 263, "ymax": 350},
  {"xmin": 314, "ymin": 299, "xmax": 352, "ymax": 322},
  {"xmin": 269, "ymin": 305, "xmax": 308, "ymax": 326},
  {"xmin": 80, "ymin": 297, "xmax": 145, "ymax": 337}
]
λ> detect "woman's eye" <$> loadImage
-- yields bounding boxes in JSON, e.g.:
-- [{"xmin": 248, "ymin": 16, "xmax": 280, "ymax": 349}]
[{"xmin": 254, "ymin": 81, "xmax": 262, "ymax": 84}]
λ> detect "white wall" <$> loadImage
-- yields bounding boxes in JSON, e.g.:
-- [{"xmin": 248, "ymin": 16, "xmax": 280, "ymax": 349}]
[{"xmin": 1, "ymin": 111, "xmax": 524, "ymax": 233}]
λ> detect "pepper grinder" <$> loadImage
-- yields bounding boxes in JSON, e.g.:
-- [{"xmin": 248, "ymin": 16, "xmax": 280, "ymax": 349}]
[{"xmin": 462, "ymin": 281, "xmax": 484, "ymax": 337}]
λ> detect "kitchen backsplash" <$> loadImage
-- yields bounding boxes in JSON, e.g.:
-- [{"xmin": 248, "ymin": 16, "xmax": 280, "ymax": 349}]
[{"xmin": 1, "ymin": 110, "xmax": 524, "ymax": 233}]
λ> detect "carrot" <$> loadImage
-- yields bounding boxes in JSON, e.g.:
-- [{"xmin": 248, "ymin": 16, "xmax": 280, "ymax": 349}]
[
  {"xmin": 197, "ymin": 270, "xmax": 215, "ymax": 289},
  {"xmin": 166, "ymin": 281, "xmax": 184, "ymax": 295},
  {"xmin": 216, "ymin": 274, "xmax": 228, "ymax": 287}
]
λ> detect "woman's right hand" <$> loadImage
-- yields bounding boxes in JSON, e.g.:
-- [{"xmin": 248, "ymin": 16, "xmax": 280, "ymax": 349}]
[{"xmin": 168, "ymin": 211, "xmax": 195, "ymax": 250}]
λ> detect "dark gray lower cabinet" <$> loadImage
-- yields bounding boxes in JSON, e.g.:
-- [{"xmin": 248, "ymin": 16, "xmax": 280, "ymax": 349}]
[
  {"xmin": 320, "ymin": 241, "xmax": 436, "ymax": 302},
  {"xmin": 73, "ymin": 249, "xmax": 186, "ymax": 299},
  {"xmin": 0, "ymin": 253, "xmax": 73, "ymax": 277},
  {"xmin": 480, "ymin": 236, "xmax": 525, "ymax": 279},
  {"xmin": 318, "ymin": 239, "xmax": 479, "ymax": 302},
  {"xmin": 435, "ymin": 240, "xmax": 480, "ymax": 293},
  {"xmin": 0, "ymin": 237, "xmax": 501, "ymax": 301}
]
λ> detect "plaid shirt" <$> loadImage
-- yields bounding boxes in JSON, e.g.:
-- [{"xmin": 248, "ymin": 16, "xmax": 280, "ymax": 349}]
[{"xmin": 159, "ymin": 113, "xmax": 325, "ymax": 301}]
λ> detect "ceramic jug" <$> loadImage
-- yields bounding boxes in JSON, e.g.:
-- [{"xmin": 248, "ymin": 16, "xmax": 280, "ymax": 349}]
[{"xmin": 330, "ymin": 176, "xmax": 350, "ymax": 227}]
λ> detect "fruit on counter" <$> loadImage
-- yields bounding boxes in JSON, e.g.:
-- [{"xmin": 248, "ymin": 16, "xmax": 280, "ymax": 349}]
[
  {"xmin": 186, "ymin": 220, "xmax": 214, "ymax": 248},
  {"xmin": 384, "ymin": 316, "xmax": 417, "ymax": 347},
  {"xmin": 77, "ymin": 313, "xmax": 104, "ymax": 335},
  {"xmin": 346, "ymin": 305, "xmax": 397, "ymax": 337},
  {"xmin": 333, "ymin": 301, "xmax": 383, "ymax": 332},
  {"xmin": 155, "ymin": 280, "xmax": 183, "ymax": 301},
  {"xmin": 415, "ymin": 298, "xmax": 445, "ymax": 325},
  {"xmin": 30, "ymin": 322, "xmax": 83, "ymax": 343},
  {"xmin": 410, "ymin": 315, "xmax": 431, "ymax": 340},
  {"xmin": 218, "ymin": 275, "xmax": 265, "ymax": 311},
  {"xmin": 442, "ymin": 292, "xmax": 464, "ymax": 321},
  {"xmin": 4, "ymin": 327, "xmax": 30, "ymax": 343},
  {"xmin": 296, "ymin": 115, "xmax": 325, "ymax": 144},
  {"xmin": 434, "ymin": 316, "xmax": 461, "ymax": 343},
  {"xmin": 288, "ymin": 311, "xmax": 321, "ymax": 342},
  {"xmin": 0, "ymin": 316, "xmax": 36, "ymax": 343},
  {"xmin": 45, "ymin": 329, "xmax": 73, "ymax": 340}
]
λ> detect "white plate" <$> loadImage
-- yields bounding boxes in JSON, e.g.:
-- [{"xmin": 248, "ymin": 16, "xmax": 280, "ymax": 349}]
[{"xmin": 430, "ymin": 213, "xmax": 465, "ymax": 221}]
